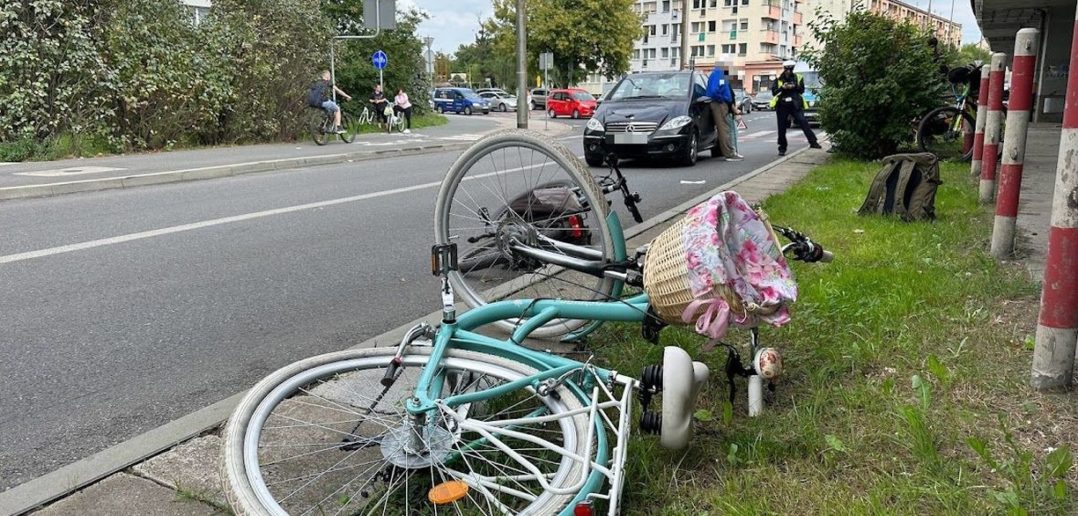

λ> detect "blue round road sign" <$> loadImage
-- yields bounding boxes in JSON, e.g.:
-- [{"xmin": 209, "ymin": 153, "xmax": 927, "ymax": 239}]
[{"xmin": 372, "ymin": 50, "xmax": 388, "ymax": 70}]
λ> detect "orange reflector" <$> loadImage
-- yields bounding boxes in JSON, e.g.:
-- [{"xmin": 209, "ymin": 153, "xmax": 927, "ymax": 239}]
[{"xmin": 428, "ymin": 480, "xmax": 469, "ymax": 505}]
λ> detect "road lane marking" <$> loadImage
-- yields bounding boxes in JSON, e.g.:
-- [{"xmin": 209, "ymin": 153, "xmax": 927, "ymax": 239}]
[
  {"xmin": 16, "ymin": 166, "xmax": 126, "ymax": 177},
  {"xmin": 0, "ymin": 162, "xmax": 553, "ymax": 265},
  {"xmin": 741, "ymin": 131, "xmax": 774, "ymax": 139}
]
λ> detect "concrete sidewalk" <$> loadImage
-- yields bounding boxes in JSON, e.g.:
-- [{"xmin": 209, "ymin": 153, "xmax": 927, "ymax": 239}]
[
  {"xmin": 0, "ymin": 145, "xmax": 829, "ymax": 516},
  {"xmin": 1010, "ymin": 123, "xmax": 1062, "ymax": 282},
  {"xmin": 0, "ymin": 114, "xmax": 572, "ymax": 201}
]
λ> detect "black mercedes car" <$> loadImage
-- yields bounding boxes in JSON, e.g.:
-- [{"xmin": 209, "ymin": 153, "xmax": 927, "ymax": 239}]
[{"xmin": 583, "ymin": 71, "xmax": 717, "ymax": 167}]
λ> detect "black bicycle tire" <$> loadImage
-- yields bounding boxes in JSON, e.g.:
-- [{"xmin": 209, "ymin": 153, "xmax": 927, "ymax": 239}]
[
  {"xmin": 917, "ymin": 106, "xmax": 975, "ymax": 161},
  {"xmin": 310, "ymin": 112, "xmax": 327, "ymax": 146}
]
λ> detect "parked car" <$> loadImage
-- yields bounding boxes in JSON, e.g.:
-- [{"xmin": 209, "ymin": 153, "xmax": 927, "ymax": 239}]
[
  {"xmin": 529, "ymin": 88, "xmax": 549, "ymax": 110},
  {"xmin": 795, "ymin": 61, "xmax": 821, "ymax": 127},
  {"xmin": 546, "ymin": 89, "xmax": 597, "ymax": 119},
  {"xmin": 478, "ymin": 91, "xmax": 517, "ymax": 112},
  {"xmin": 432, "ymin": 87, "xmax": 491, "ymax": 115},
  {"xmin": 752, "ymin": 90, "xmax": 773, "ymax": 111},
  {"xmin": 732, "ymin": 88, "xmax": 753, "ymax": 114},
  {"xmin": 583, "ymin": 71, "xmax": 718, "ymax": 167}
]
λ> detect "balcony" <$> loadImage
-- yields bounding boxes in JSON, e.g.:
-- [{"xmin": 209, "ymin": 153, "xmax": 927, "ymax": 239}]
[
  {"xmin": 793, "ymin": 11, "xmax": 802, "ymax": 25},
  {"xmin": 760, "ymin": 29, "xmax": 779, "ymax": 44},
  {"xmin": 763, "ymin": 6, "xmax": 780, "ymax": 19},
  {"xmin": 795, "ymin": 35, "xmax": 803, "ymax": 46}
]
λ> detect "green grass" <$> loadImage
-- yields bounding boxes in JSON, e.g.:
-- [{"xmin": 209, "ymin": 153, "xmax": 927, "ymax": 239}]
[
  {"xmin": 0, "ymin": 132, "xmax": 118, "ymax": 162},
  {"xmin": 347, "ymin": 112, "xmax": 448, "ymax": 135},
  {"xmin": 586, "ymin": 159, "xmax": 1077, "ymax": 515}
]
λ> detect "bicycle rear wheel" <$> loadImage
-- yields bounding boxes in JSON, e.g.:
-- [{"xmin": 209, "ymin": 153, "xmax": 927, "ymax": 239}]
[
  {"xmin": 434, "ymin": 130, "xmax": 616, "ymax": 340},
  {"xmin": 917, "ymin": 106, "xmax": 974, "ymax": 161},
  {"xmin": 339, "ymin": 112, "xmax": 356, "ymax": 143},
  {"xmin": 222, "ymin": 346, "xmax": 596, "ymax": 515},
  {"xmin": 311, "ymin": 112, "xmax": 328, "ymax": 146}
]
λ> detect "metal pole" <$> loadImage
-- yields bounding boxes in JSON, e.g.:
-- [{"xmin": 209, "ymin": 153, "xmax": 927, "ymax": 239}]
[
  {"xmin": 946, "ymin": 0, "xmax": 956, "ymax": 45},
  {"xmin": 979, "ymin": 52, "xmax": 1006, "ymax": 204},
  {"xmin": 970, "ymin": 65, "xmax": 990, "ymax": 178},
  {"xmin": 516, "ymin": 0, "xmax": 528, "ymax": 129},
  {"xmin": 680, "ymin": 0, "xmax": 690, "ymax": 70},
  {"xmin": 330, "ymin": 44, "xmax": 337, "ymax": 103},
  {"xmin": 1031, "ymin": 3, "xmax": 1078, "ymax": 390},
  {"xmin": 992, "ymin": 28, "xmax": 1040, "ymax": 259}
]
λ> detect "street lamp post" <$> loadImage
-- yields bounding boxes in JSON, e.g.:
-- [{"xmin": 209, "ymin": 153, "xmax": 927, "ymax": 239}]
[{"xmin": 424, "ymin": 36, "xmax": 434, "ymax": 79}]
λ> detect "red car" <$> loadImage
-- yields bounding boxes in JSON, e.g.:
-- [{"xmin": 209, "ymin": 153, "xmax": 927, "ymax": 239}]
[{"xmin": 546, "ymin": 89, "xmax": 597, "ymax": 119}]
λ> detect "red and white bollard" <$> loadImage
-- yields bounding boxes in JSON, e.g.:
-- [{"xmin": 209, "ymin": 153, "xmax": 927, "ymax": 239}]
[
  {"xmin": 980, "ymin": 53, "xmax": 1007, "ymax": 203},
  {"xmin": 991, "ymin": 29, "xmax": 1040, "ymax": 258},
  {"xmin": 1031, "ymin": 5, "xmax": 1078, "ymax": 390},
  {"xmin": 970, "ymin": 65, "xmax": 990, "ymax": 178}
]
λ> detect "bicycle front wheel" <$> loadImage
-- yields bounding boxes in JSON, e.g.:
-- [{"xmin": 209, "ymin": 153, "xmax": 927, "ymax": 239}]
[
  {"xmin": 222, "ymin": 346, "xmax": 596, "ymax": 515},
  {"xmin": 917, "ymin": 106, "xmax": 975, "ymax": 161},
  {"xmin": 339, "ymin": 112, "xmax": 356, "ymax": 143},
  {"xmin": 433, "ymin": 130, "xmax": 616, "ymax": 340}
]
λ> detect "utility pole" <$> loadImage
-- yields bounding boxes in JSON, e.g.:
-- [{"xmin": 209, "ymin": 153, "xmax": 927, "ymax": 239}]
[
  {"xmin": 424, "ymin": 36, "xmax": 434, "ymax": 79},
  {"xmin": 680, "ymin": 0, "xmax": 691, "ymax": 70},
  {"xmin": 516, "ymin": 0, "xmax": 528, "ymax": 128}
]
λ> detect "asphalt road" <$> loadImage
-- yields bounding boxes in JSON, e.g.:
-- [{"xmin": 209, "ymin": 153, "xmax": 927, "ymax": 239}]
[{"xmin": 0, "ymin": 109, "xmax": 817, "ymax": 490}]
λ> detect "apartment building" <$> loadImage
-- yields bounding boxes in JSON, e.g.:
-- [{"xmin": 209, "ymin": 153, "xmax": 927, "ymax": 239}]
[
  {"xmin": 801, "ymin": 0, "xmax": 961, "ymax": 52},
  {"xmin": 622, "ymin": 0, "xmax": 803, "ymax": 94}
]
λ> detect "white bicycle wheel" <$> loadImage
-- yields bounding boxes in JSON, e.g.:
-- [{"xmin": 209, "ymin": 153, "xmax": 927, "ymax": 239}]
[
  {"xmin": 222, "ymin": 347, "xmax": 596, "ymax": 515},
  {"xmin": 433, "ymin": 129, "xmax": 616, "ymax": 340}
]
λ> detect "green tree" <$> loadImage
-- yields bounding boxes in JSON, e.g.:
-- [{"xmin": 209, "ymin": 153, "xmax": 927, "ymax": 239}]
[
  {"xmin": 483, "ymin": 0, "xmax": 642, "ymax": 87},
  {"xmin": 950, "ymin": 43, "xmax": 992, "ymax": 68},
  {"xmin": 322, "ymin": 7, "xmax": 432, "ymax": 115},
  {"xmin": 805, "ymin": 10, "xmax": 944, "ymax": 158}
]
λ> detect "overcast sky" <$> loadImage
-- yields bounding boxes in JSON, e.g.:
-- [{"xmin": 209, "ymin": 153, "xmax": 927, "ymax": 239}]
[{"xmin": 407, "ymin": 0, "xmax": 983, "ymax": 56}]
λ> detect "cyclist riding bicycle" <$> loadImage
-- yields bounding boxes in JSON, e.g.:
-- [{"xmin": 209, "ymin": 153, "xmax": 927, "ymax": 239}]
[{"xmin": 307, "ymin": 70, "xmax": 352, "ymax": 134}]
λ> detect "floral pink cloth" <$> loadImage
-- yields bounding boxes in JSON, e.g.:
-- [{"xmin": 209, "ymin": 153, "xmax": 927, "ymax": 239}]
[{"xmin": 679, "ymin": 191, "xmax": 797, "ymax": 338}]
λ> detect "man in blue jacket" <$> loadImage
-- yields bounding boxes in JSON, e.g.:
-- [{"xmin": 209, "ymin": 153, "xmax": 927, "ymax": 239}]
[{"xmin": 706, "ymin": 67, "xmax": 743, "ymax": 161}]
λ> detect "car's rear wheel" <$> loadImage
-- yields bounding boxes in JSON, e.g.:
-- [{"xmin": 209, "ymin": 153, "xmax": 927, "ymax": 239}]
[{"xmin": 679, "ymin": 129, "xmax": 699, "ymax": 167}]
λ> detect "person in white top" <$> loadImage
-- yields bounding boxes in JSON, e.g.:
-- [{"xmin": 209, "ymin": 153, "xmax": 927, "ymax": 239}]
[{"xmin": 394, "ymin": 89, "xmax": 413, "ymax": 134}]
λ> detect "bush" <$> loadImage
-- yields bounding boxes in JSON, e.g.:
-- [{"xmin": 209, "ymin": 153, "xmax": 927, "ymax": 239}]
[
  {"xmin": 0, "ymin": 1, "xmax": 113, "ymax": 142},
  {"xmin": 208, "ymin": 0, "xmax": 331, "ymax": 143},
  {"xmin": 100, "ymin": 0, "xmax": 233, "ymax": 150},
  {"xmin": 806, "ymin": 10, "xmax": 945, "ymax": 159}
]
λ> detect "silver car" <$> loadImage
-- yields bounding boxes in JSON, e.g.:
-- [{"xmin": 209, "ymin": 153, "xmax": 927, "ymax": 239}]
[
  {"xmin": 478, "ymin": 91, "xmax": 518, "ymax": 112},
  {"xmin": 529, "ymin": 88, "xmax": 549, "ymax": 110}
]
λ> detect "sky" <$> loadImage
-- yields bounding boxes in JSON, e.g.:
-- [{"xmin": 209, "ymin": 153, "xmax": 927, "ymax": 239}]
[{"xmin": 407, "ymin": 0, "xmax": 983, "ymax": 57}]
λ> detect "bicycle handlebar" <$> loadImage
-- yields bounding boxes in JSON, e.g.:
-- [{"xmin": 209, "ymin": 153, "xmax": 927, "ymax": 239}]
[{"xmin": 773, "ymin": 225, "xmax": 833, "ymax": 264}]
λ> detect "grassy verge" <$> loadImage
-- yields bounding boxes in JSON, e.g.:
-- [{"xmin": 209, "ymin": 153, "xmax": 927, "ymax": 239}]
[
  {"xmin": 348, "ymin": 112, "xmax": 448, "ymax": 135},
  {"xmin": 587, "ymin": 159, "xmax": 1077, "ymax": 514}
]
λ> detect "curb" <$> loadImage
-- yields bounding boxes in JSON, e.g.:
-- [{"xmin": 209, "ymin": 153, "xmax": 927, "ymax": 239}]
[
  {"xmin": 0, "ymin": 144, "xmax": 816, "ymax": 516},
  {"xmin": 0, "ymin": 115, "xmax": 572, "ymax": 202},
  {"xmin": 0, "ymin": 143, "xmax": 471, "ymax": 202}
]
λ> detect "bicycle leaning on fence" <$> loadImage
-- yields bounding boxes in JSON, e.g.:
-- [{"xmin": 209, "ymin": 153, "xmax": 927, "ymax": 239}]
[{"xmin": 221, "ymin": 130, "xmax": 832, "ymax": 515}]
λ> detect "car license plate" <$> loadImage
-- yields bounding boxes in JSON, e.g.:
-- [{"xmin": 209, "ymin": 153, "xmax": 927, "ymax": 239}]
[{"xmin": 613, "ymin": 133, "xmax": 648, "ymax": 144}]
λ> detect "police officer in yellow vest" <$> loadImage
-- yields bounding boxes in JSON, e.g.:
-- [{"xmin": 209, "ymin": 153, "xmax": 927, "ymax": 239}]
[{"xmin": 771, "ymin": 60, "xmax": 821, "ymax": 156}]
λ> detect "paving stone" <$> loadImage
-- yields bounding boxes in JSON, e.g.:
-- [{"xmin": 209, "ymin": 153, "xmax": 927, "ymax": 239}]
[
  {"xmin": 133, "ymin": 435, "xmax": 226, "ymax": 510},
  {"xmin": 34, "ymin": 472, "xmax": 217, "ymax": 516}
]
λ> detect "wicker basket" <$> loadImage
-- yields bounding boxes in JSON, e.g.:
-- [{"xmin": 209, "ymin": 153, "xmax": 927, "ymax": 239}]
[{"xmin": 643, "ymin": 210, "xmax": 783, "ymax": 327}]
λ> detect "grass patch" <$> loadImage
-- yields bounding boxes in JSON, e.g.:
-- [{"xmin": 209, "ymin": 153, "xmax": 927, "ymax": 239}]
[
  {"xmin": 347, "ymin": 112, "xmax": 448, "ymax": 135},
  {"xmin": 586, "ymin": 159, "xmax": 1077, "ymax": 514},
  {"xmin": 0, "ymin": 132, "xmax": 118, "ymax": 162}
]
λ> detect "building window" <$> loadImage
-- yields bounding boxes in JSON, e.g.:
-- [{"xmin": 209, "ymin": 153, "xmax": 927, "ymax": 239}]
[
  {"xmin": 662, "ymin": 24, "xmax": 669, "ymax": 35},
  {"xmin": 710, "ymin": 0, "xmax": 718, "ymax": 7},
  {"xmin": 662, "ymin": 0, "xmax": 670, "ymax": 11},
  {"xmin": 693, "ymin": 0, "xmax": 703, "ymax": 8},
  {"xmin": 738, "ymin": 42, "xmax": 747, "ymax": 55},
  {"xmin": 662, "ymin": 48, "xmax": 669, "ymax": 58},
  {"xmin": 724, "ymin": 0, "xmax": 734, "ymax": 6},
  {"xmin": 634, "ymin": 50, "xmax": 641, "ymax": 59},
  {"xmin": 740, "ymin": 20, "xmax": 748, "ymax": 30},
  {"xmin": 707, "ymin": 45, "xmax": 716, "ymax": 56},
  {"xmin": 709, "ymin": 21, "xmax": 717, "ymax": 32},
  {"xmin": 692, "ymin": 45, "xmax": 705, "ymax": 56},
  {"xmin": 650, "ymin": 25, "xmax": 657, "ymax": 36},
  {"xmin": 722, "ymin": 44, "xmax": 736, "ymax": 54}
]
